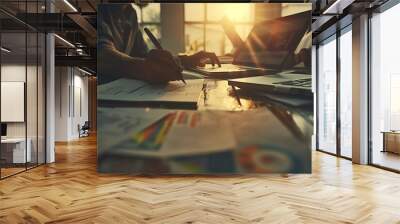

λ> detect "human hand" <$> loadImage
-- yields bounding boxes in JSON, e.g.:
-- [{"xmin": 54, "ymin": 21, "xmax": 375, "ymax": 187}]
[
  {"xmin": 140, "ymin": 49, "xmax": 183, "ymax": 83},
  {"xmin": 294, "ymin": 49, "xmax": 311, "ymax": 67},
  {"xmin": 181, "ymin": 51, "xmax": 221, "ymax": 68}
]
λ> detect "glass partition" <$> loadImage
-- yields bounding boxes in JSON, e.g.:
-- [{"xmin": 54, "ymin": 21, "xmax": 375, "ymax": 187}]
[
  {"xmin": 0, "ymin": 1, "xmax": 46, "ymax": 179},
  {"xmin": 1, "ymin": 31, "xmax": 28, "ymax": 178}
]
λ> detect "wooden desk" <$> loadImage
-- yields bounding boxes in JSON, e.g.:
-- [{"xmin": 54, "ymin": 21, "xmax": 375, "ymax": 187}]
[
  {"xmin": 199, "ymin": 80, "xmax": 313, "ymax": 142},
  {"xmin": 382, "ymin": 131, "xmax": 400, "ymax": 154},
  {"xmin": 98, "ymin": 79, "xmax": 314, "ymax": 174}
]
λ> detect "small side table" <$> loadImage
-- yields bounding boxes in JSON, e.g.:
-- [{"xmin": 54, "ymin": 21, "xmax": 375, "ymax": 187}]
[{"xmin": 381, "ymin": 131, "xmax": 400, "ymax": 154}]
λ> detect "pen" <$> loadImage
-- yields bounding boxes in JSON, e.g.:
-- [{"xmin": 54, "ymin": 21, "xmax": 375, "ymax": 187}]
[
  {"xmin": 231, "ymin": 85, "xmax": 242, "ymax": 106},
  {"xmin": 143, "ymin": 27, "xmax": 186, "ymax": 84}
]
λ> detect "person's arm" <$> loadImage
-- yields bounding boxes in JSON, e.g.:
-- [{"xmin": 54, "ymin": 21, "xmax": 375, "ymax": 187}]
[
  {"xmin": 178, "ymin": 51, "xmax": 221, "ymax": 69},
  {"xmin": 97, "ymin": 5, "xmax": 182, "ymax": 84},
  {"xmin": 98, "ymin": 41, "xmax": 146, "ymax": 80},
  {"xmin": 99, "ymin": 42, "xmax": 186, "ymax": 83},
  {"xmin": 132, "ymin": 29, "xmax": 148, "ymax": 58}
]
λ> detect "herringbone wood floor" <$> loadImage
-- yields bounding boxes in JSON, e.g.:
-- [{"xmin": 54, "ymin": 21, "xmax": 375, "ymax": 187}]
[{"xmin": 1, "ymin": 134, "xmax": 400, "ymax": 224}]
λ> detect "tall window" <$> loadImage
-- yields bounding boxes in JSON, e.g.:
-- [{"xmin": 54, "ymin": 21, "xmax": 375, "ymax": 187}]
[
  {"xmin": 339, "ymin": 27, "xmax": 352, "ymax": 158},
  {"xmin": 370, "ymin": 3, "xmax": 400, "ymax": 171},
  {"xmin": 184, "ymin": 3, "xmax": 255, "ymax": 56},
  {"xmin": 317, "ymin": 36, "xmax": 337, "ymax": 154},
  {"xmin": 133, "ymin": 4, "xmax": 161, "ymax": 48}
]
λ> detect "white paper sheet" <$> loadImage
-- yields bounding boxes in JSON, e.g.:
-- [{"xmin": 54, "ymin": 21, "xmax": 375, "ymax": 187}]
[
  {"xmin": 98, "ymin": 78, "xmax": 204, "ymax": 104},
  {"xmin": 159, "ymin": 111, "xmax": 236, "ymax": 156}
]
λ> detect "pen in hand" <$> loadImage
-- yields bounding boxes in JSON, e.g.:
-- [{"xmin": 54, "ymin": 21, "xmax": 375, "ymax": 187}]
[{"xmin": 143, "ymin": 27, "xmax": 186, "ymax": 84}]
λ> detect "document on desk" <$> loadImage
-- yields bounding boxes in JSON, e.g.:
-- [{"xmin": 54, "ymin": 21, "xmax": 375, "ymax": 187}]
[
  {"xmin": 98, "ymin": 108, "xmax": 171, "ymax": 152},
  {"xmin": 98, "ymin": 78, "xmax": 204, "ymax": 106},
  {"xmin": 157, "ymin": 111, "xmax": 236, "ymax": 157},
  {"xmin": 98, "ymin": 108, "xmax": 311, "ymax": 173},
  {"xmin": 99, "ymin": 109, "xmax": 236, "ymax": 158},
  {"xmin": 100, "ymin": 108, "xmax": 307, "ymax": 158}
]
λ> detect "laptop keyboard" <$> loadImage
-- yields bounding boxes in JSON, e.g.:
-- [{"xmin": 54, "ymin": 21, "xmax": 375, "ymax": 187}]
[{"xmin": 274, "ymin": 78, "xmax": 312, "ymax": 88}]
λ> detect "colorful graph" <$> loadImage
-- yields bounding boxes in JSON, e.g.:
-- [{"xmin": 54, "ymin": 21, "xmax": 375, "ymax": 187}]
[{"xmin": 131, "ymin": 112, "xmax": 177, "ymax": 150}]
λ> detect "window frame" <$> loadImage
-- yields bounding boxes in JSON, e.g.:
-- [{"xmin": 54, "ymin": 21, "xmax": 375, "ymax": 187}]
[
  {"xmin": 183, "ymin": 3, "xmax": 255, "ymax": 54},
  {"xmin": 367, "ymin": 0, "xmax": 400, "ymax": 173},
  {"xmin": 315, "ymin": 24, "xmax": 353, "ymax": 161}
]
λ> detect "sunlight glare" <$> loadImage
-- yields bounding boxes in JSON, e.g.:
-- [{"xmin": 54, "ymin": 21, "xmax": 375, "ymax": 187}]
[{"xmin": 221, "ymin": 4, "xmax": 254, "ymax": 22}]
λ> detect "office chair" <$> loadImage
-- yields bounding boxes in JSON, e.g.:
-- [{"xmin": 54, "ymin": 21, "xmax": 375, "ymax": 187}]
[{"xmin": 79, "ymin": 121, "xmax": 90, "ymax": 138}]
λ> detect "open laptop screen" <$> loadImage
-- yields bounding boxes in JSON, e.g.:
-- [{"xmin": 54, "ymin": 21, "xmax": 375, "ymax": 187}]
[{"xmin": 233, "ymin": 11, "xmax": 311, "ymax": 70}]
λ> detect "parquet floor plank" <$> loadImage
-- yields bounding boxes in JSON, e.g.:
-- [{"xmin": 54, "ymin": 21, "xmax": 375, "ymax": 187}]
[{"xmin": 1, "ymin": 135, "xmax": 400, "ymax": 223}]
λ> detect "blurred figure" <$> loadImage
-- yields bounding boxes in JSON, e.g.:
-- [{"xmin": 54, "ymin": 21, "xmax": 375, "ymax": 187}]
[
  {"xmin": 291, "ymin": 31, "xmax": 312, "ymax": 68},
  {"xmin": 98, "ymin": 4, "xmax": 220, "ymax": 84}
]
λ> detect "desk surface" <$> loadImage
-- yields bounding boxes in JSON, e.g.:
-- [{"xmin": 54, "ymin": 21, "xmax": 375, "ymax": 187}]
[
  {"xmin": 98, "ymin": 78, "xmax": 313, "ymax": 174},
  {"xmin": 1, "ymin": 138, "xmax": 27, "ymax": 143},
  {"xmin": 381, "ymin": 131, "xmax": 400, "ymax": 134}
]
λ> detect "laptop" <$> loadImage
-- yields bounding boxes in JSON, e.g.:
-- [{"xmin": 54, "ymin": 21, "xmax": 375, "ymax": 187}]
[
  {"xmin": 228, "ymin": 71, "xmax": 312, "ymax": 98},
  {"xmin": 228, "ymin": 11, "xmax": 312, "ymax": 97},
  {"xmin": 190, "ymin": 11, "xmax": 310, "ymax": 79}
]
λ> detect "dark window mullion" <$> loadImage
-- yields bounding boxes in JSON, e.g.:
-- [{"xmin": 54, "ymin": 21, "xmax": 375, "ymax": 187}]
[
  {"xmin": 367, "ymin": 11, "xmax": 373, "ymax": 165},
  {"xmin": 336, "ymin": 29, "xmax": 341, "ymax": 157},
  {"xmin": 36, "ymin": 0, "xmax": 39, "ymax": 167},
  {"xmin": 316, "ymin": 44, "xmax": 320, "ymax": 151},
  {"xmin": 25, "ymin": 0, "xmax": 28, "ymax": 171}
]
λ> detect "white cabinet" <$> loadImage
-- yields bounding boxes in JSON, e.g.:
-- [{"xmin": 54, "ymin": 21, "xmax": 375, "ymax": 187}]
[{"xmin": 1, "ymin": 138, "xmax": 32, "ymax": 163}]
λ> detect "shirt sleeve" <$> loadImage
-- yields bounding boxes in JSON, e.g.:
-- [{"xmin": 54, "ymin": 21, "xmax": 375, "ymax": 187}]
[
  {"xmin": 97, "ymin": 20, "xmax": 116, "ymax": 50},
  {"xmin": 131, "ymin": 29, "xmax": 149, "ymax": 58},
  {"xmin": 294, "ymin": 32, "xmax": 311, "ymax": 54}
]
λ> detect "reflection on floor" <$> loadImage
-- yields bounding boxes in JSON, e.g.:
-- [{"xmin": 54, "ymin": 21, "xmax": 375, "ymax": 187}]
[
  {"xmin": 373, "ymin": 151, "xmax": 400, "ymax": 171},
  {"xmin": 0, "ymin": 163, "xmax": 43, "ymax": 179},
  {"xmin": 0, "ymin": 134, "xmax": 400, "ymax": 223},
  {"xmin": 340, "ymin": 148, "xmax": 352, "ymax": 159},
  {"xmin": 0, "ymin": 167, "xmax": 25, "ymax": 178}
]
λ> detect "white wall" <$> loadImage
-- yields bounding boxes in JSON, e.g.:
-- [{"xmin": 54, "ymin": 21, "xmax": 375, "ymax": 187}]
[
  {"xmin": 74, "ymin": 74, "xmax": 89, "ymax": 123},
  {"xmin": 55, "ymin": 67, "xmax": 89, "ymax": 141},
  {"xmin": 1, "ymin": 65, "xmax": 38, "ymax": 137},
  {"xmin": 1, "ymin": 65, "xmax": 26, "ymax": 140},
  {"xmin": 71, "ymin": 73, "xmax": 89, "ymax": 138},
  {"xmin": 55, "ymin": 67, "xmax": 70, "ymax": 141}
]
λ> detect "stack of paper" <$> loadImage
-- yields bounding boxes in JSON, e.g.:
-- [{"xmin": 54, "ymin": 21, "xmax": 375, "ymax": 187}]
[{"xmin": 98, "ymin": 78, "xmax": 205, "ymax": 109}]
